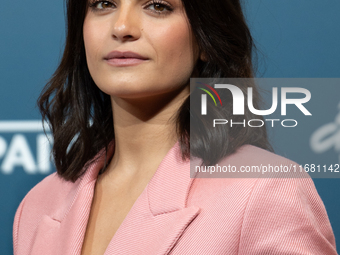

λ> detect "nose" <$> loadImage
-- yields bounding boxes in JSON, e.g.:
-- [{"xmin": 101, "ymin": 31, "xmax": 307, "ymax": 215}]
[{"xmin": 111, "ymin": 4, "xmax": 141, "ymax": 42}]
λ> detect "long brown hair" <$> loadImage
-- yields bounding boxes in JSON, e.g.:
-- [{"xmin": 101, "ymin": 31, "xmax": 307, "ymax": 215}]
[{"xmin": 38, "ymin": 0, "xmax": 272, "ymax": 182}]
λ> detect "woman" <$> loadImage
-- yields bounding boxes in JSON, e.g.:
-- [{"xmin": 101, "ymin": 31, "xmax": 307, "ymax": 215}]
[{"xmin": 13, "ymin": 0, "xmax": 337, "ymax": 254}]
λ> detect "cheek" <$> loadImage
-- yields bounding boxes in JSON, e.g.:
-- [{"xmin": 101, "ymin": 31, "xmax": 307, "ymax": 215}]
[
  {"xmin": 83, "ymin": 19, "xmax": 108, "ymax": 68},
  {"xmin": 161, "ymin": 23, "xmax": 192, "ymax": 57},
  {"xmin": 150, "ymin": 21, "xmax": 197, "ymax": 76}
]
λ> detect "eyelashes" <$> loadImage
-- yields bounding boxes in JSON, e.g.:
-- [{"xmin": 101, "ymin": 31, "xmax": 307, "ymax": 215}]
[
  {"xmin": 146, "ymin": 0, "xmax": 174, "ymax": 14},
  {"xmin": 88, "ymin": 0, "xmax": 174, "ymax": 16},
  {"xmin": 89, "ymin": 1, "xmax": 115, "ymax": 10}
]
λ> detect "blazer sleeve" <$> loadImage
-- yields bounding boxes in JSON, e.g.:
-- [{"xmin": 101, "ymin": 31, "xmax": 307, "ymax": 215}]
[{"xmin": 237, "ymin": 177, "xmax": 337, "ymax": 254}]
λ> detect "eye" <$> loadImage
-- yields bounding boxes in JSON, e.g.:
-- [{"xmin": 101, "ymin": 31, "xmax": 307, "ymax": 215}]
[
  {"xmin": 145, "ymin": 0, "xmax": 173, "ymax": 15},
  {"xmin": 90, "ymin": 1, "xmax": 115, "ymax": 11}
]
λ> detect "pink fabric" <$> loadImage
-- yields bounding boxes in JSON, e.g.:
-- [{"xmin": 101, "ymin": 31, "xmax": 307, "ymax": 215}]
[{"xmin": 13, "ymin": 143, "xmax": 337, "ymax": 254}]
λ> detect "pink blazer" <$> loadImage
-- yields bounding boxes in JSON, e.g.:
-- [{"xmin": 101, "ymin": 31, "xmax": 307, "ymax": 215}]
[{"xmin": 13, "ymin": 143, "xmax": 337, "ymax": 254}]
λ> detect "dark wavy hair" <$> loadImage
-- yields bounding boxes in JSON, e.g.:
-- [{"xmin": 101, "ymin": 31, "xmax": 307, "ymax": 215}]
[{"xmin": 38, "ymin": 0, "xmax": 272, "ymax": 182}]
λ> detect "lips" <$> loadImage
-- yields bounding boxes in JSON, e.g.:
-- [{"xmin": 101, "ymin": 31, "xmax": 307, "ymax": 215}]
[
  {"xmin": 104, "ymin": 51, "xmax": 149, "ymax": 67},
  {"xmin": 104, "ymin": 51, "xmax": 149, "ymax": 60}
]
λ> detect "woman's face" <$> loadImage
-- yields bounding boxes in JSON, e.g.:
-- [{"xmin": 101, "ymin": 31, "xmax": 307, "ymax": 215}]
[{"xmin": 83, "ymin": 0, "xmax": 200, "ymax": 99}]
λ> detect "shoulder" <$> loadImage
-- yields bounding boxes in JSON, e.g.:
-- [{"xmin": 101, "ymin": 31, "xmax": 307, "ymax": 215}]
[
  {"xmin": 188, "ymin": 145, "xmax": 337, "ymax": 254},
  {"xmin": 190, "ymin": 145, "xmax": 327, "ymax": 221}
]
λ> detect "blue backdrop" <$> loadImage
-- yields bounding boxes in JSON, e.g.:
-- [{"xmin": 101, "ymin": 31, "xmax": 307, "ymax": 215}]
[{"xmin": 1, "ymin": 0, "xmax": 339, "ymax": 253}]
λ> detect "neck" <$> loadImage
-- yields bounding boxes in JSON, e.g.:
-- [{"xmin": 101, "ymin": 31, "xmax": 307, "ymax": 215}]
[{"xmin": 106, "ymin": 85, "xmax": 189, "ymax": 178}]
